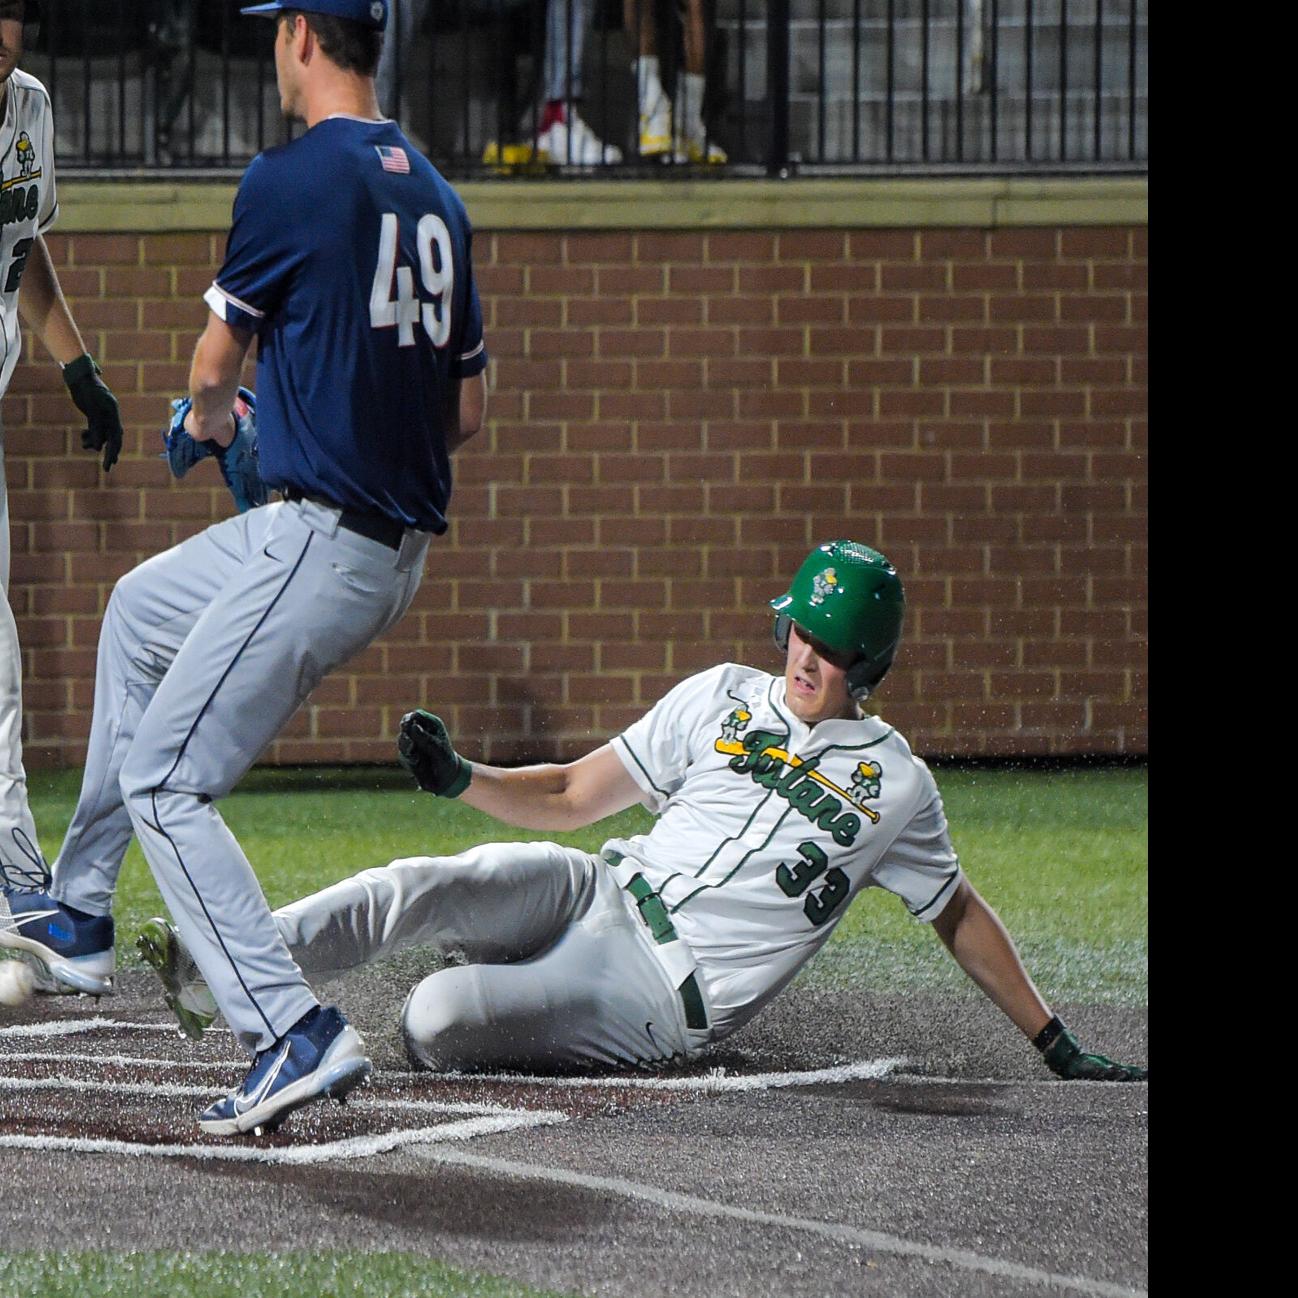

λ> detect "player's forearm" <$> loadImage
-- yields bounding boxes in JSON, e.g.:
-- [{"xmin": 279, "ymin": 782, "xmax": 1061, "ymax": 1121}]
[
  {"xmin": 935, "ymin": 883, "xmax": 1052, "ymax": 1040},
  {"xmin": 16, "ymin": 237, "xmax": 87, "ymax": 366},
  {"xmin": 457, "ymin": 744, "xmax": 639, "ymax": 831},
  {"xmin": 186, "ymin": 319, "xmax": 250, "ymax": 446},
  {"xmin": 459, "ymin": 763, "xmax": 594, "ymax": 831},
  {"xmin": 187, "ymin": 365, "xmax": 241, "ymax": 447}
]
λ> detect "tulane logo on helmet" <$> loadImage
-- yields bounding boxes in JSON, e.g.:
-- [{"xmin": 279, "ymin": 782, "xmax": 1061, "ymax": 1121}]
[
  {"xmin": 810, "ymin": 569, "xmax": 839, "ymax": 606},
  {"xmin": 769, "ymin": 541, "xmax": 906, "ymax": 701}
]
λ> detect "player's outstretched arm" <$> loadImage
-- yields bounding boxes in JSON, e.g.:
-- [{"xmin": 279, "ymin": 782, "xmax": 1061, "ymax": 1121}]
[
  {"xmin": 397, "ymin": 709, "xmax": 641, "ymax": 830},
  {"xmin": 18, "ymin": 235, "xmax": 124, "ymax": 472},
  {"xmin": 932, "ymin": 878, "xmax": 1147, "ymax": 1081}
]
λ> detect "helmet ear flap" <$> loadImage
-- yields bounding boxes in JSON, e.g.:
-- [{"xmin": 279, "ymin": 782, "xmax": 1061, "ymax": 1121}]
[
  {"xmin": 846, "ymin": 650, "xmax": 896, "ymax": 702},
  {"xmin": 846, "ymin": 660, "xmax": 872, "ymax": 702},
  {"xmin": 772, "ymin": 613, "xmax": 792, "ymax": 653}
]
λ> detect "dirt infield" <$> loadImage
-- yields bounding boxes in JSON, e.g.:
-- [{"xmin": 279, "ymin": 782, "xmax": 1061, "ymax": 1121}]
[{"xmin": 0, "ymin": 965, "xmax": 1147, "ymax": 1297}]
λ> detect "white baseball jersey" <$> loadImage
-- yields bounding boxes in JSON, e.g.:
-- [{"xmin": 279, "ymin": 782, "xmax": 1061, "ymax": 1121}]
[
  {"xmin": 1, "ymin": 70, "xmax": 58, "ymax": 875},
  {"xmin": 0, "ymin": 69, "xmax": 58, "ymax": 397},
  {"xmin": 605, "ymin": 663, "xmax": 963, "ymax": 1041}
]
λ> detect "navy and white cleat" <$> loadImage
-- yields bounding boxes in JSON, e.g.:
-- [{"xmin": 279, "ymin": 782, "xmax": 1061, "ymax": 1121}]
[
  {"xmin": 0, "ymin": 858, "xmax": 114, "ymax": 996},
  {"xmin": 136, "ymin": 917, "xmax": 217, "ymax": 1041},
  {"xmin": 198, "ymin": 1004, "xmax": 372, "ymax": 1137}
]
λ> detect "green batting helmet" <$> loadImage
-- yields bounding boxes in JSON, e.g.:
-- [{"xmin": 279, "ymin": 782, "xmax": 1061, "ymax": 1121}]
[{"xmin": 769, "ymin": 541, "xmax": 906, "ymax": 700}]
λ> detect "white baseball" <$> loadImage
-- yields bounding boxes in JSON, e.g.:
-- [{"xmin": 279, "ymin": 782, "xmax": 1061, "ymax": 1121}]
[{"xmin": 0, "ymin": 960, "xmax": 35, "ymax": 1007}]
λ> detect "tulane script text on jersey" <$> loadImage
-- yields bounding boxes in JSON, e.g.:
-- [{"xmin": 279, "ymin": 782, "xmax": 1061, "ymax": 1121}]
[
  {"xmin": 0, "ymin": 182, "xmax": 40, "ymax": 228},
  {"xmin": 727, "ymin": 729, "xmax": 865, "ymax": 846}
]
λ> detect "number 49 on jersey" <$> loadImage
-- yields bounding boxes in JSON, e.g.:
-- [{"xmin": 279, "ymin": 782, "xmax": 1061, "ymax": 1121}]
[{"xmin": 370, "ymin": 212, "xmax": 454, "ymax": 348}]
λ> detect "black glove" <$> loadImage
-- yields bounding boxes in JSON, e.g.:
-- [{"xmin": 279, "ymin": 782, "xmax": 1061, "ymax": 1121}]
[
  {"xmin": 1034, "ymin": 1015, "xmax": 1147, "ymax": 1082},
  {"xmin": 63, "ymin": 353, "xmax": 123, "ymax": 472},
  {"xmin": 397, "ymin": 709, "xmax": 472, "ymax": 798}
]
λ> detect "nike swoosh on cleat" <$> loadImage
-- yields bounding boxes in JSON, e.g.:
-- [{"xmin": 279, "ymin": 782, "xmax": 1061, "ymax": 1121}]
[
  {"xmin": 235, "ymin": 1041, "xmax": 291, "ymax": 1114},
  {"xmin": 1, "ymin": 909, "xmax": 60, "ymax": 931}
]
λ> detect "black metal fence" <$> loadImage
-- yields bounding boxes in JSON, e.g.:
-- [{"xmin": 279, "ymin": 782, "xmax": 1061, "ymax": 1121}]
[{"xmin": 23, "ymin": 0, "xmax": 1147, "ymax": 178}]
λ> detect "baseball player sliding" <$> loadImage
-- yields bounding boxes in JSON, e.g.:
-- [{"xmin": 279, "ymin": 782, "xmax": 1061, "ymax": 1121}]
[
  {"xmin": 139, "ymin": 542, "xmax": 1146, "ymax": 1085},
  {"xmin": 0, "ymin": 0, "xmax": 124, "ymax": 894},
  {"xmin": 0, "ymin": 0, "xmax": 489, "ymax": 1136}
]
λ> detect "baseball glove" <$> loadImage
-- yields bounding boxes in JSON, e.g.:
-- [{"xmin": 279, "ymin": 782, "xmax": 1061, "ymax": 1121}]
[{"xmin": 163, "ymin": 387, "xmax": 268, "ymax": 514}]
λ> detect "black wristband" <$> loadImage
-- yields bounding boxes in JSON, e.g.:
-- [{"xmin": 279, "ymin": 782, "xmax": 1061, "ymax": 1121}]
[
  {"xmin": 61, "ymin": 353, "xmax": 98, "ymax": 387},
  {"xmin": 1032, "ymin": 1014, "xmax": 1067, "ymax": 1053}
]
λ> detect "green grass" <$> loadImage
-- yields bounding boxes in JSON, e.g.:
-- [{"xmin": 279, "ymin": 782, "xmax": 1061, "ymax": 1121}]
[
  {"xmin": 0, "ymin": 1252, "xmax": 581, "ymax": 1298},
  {"xmin": 27, "ymin": 763, "xmax": 1146, "ymax": 1006},
  {"xmin": 813, "ymin": 767, "xmax": 1149, "ymax": 1004}
]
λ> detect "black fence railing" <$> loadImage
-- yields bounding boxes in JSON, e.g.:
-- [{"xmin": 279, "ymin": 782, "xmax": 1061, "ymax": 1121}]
[{"xmin": 25, "ymin": 0, "xmax": 1147, "ymax": 178}]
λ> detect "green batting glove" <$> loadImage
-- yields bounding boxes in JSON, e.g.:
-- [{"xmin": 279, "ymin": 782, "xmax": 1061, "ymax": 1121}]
[
  {"xmin": 397, "ymin": 709, "xmax": 472, "ymax": 798},
  {"xmin": 1034, "ymin": 1015, "xmax": 1148, "ymax": 1082}
]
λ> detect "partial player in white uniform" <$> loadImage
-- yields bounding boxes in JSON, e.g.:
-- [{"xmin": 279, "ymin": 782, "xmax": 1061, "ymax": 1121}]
[
  {"xmin": 0, "ymin": 2, "xmax": 124, "ymax": 886},
  {"xmin": 138, "ymin": 541, "xmax": 1146, "ymax": 1084}
]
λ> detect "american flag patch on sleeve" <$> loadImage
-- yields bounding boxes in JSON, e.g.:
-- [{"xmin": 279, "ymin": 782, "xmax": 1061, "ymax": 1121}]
[{"xmin": 375, "ymin": 145, "xmax": 410, "ymax": 174}]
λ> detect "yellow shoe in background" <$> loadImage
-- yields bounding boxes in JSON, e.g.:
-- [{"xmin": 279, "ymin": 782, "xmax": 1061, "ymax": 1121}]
[
  {"xmin": 638, "ymin": 94, "xmax": 673, "ymax": 158},
  {"xmin": 685, "ymin": 135, "xmax": 728, "ymax": 165},
  {"xmin": 481, "ymin": 140, "xmax": 547, "ymax": 175}
]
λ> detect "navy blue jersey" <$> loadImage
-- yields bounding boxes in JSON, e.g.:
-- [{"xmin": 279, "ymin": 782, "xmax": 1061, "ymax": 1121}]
[{"xmin": 204, "ymin": 115, "xmax": 487, "ymax": 532}]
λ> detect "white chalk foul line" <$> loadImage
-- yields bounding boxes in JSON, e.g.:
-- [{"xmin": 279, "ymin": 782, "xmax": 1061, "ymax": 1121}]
[
  {"xmin": 415, "ymin": 1145, "xmax": 1146, "ymax": 1298},
  {"xmin": 0, "ymin": 1111, "xmax": 567, "ymax": 1166},
  {"xmin": 435, "ymin": 1057, "xmax": 910, "ymax": 1091},
  {"xmin": 0, "ymin": 1016, "xmax": 123, "ymax": 1038},
  {"xmin": 0, "ymin": 1018, "xmax": 233, "ymax": 1039},
  {"xmin": 0, "ymin": 1052, "xmax": 245, "ymax": 1071},
  {"xmin": 0, "ymin": 1073, "xmax": 557, "ymax": 1118}
]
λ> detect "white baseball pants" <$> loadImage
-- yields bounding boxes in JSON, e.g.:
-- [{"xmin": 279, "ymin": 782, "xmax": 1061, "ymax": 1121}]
[
  {"xmin": 273, "ymin": 841, "xmax": 710, "ymax": 1071},
  {"xmin": 51, "ymin": 498, "xmax": 428, "ymax": 1054},
  {"xmin": 0, "ymin": 428, "xmax": 44, "ymax": 877}
]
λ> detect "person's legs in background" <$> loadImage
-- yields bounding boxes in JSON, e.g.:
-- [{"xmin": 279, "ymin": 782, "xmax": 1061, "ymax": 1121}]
[
  {"xmin": 675, "ymin": 0, "xmax": 726, "ymax": 162},
  {"xmin": 626, "ymin": 0, "xmax": 671, "ymax": 157},
  {"xmin": 537, "ymin": 0, "xmax": 623, "ymax": 164},
  {"xmin": 625, "ymin": 0, "xmax": 724, "ymax": 163}
]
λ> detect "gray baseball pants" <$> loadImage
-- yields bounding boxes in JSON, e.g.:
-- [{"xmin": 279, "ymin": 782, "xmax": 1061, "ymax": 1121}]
[
  {"xmin": 273, "ymin": 840, "xmax": 708, "ymax": 1070},
  {"xmin": 50, "ymin": 497, "xmax": 429, "ymax": 1054}
]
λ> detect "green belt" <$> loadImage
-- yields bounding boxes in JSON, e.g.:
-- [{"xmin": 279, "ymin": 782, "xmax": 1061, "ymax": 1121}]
[{"xmin": 610, "ymin": 859, "xmax": 708, "ymax": 1032}]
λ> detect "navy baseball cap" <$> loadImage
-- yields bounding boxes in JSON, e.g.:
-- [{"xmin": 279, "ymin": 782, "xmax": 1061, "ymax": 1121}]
[{"xmin": 240, "ymin": 1, "xmax": 388, "ymax": 29}]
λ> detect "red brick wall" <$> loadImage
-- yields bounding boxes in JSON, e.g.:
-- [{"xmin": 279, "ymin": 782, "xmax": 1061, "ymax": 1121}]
[{"xmin": 4, "ymin": 224, "xmax": 1147, "ymax": 766}]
